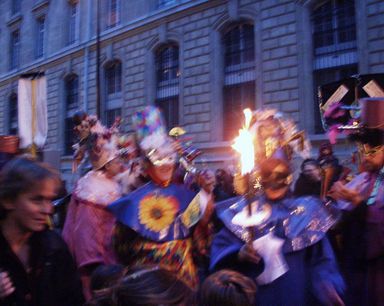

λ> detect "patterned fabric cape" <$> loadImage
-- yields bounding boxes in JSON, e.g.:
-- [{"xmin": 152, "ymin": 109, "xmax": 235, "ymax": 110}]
[
  {"xmin": 108, "ymin": 182, "xmax": 203, "ymax": 242},
  {"xmin": 216, "ymin": 194, "xmax": 339, "ymax": 252}
]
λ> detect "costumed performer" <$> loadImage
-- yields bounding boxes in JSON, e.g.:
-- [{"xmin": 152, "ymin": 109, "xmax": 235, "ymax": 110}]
[
  {"xmin": 108, "ymin": 106, "xmax": 215, "ymax": 289},
  {"xmin": 210, "ymin": 108, "xmax": 345, "ymax": 306},
  {"xmin": 62, "ymin": 112, "xmax": 128, "ymax": 300},
  {"xmin": 328, "ymin": 97, "xmax": 384, "ymax": 306}
]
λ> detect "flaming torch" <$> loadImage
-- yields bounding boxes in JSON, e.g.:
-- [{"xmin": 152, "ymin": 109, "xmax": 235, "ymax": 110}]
[
  {"xmin": 232, "ymin": 109, "xmax": 255, "ymax": 175},
  {"xmin": 232, "ymin": 108, "xmax": 256, "ymax": 240}
]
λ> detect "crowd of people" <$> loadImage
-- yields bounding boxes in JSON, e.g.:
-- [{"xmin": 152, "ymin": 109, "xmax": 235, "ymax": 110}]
[{"xmin": 0, "ymin": 101, "xmax": 383, "ymax": 306}]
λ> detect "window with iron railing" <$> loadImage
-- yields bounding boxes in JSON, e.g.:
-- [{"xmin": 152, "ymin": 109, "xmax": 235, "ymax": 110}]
[
  {"xmin": 155, "ymin": 45, "xmax": 180, "ymax": 130},
  {"xmin": 311, "ymin": 0, "xmax": 357, "ymax": 133},
  {"xmin": 9, "ymin": 93, "xmax": 18, "ymax": 135},
  {"xmin": 222, "ymin": 23, "xmax": 256, "ymax": 141},
  {"xmin": 10, "ymin": 29, "xmax": 20, "ymax": 70},
  {"xmin": 64, "ymin": 75, "xmax": 79, "ymax": 155}
]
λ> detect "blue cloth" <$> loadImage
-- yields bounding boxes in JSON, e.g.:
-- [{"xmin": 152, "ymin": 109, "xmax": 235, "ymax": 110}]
[
  {"xmin": 211, "ymin": 226, "xmax": 345, "ymax": 306},
  {"xmin": 211, "ymin": 195, "xmax": 345, "ymax": 305},
  {"xmin": 108, "ymin": 182, "xmax": 198, "ymax": 242},
  {"xmin": 215, "ymin": 195, "xmax": 340, "ymax": 252}
]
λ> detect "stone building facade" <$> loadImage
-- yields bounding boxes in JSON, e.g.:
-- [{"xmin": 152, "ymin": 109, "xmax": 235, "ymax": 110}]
[{"xmin": 0, "ymin": 0, "xmax": 383, "ymax": 186}]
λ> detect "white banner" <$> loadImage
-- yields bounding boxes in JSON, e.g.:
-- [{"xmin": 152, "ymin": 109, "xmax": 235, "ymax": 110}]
[{"xmin": 18, "ymin": 76, "xmax": 47, "ymax": 148}]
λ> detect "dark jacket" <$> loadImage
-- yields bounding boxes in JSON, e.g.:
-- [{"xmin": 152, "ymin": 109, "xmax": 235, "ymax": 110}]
[
  {"xmin": 0, "ymin": 229, "xmax": 84, "ymax": 306},
  {"xmin": 293, "ymin": 174, "xmax": 321, "ymax": 197}
]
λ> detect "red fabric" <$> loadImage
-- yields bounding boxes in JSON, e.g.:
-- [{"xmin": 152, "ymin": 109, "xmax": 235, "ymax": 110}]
[{"xmin": 62, "ymin": 195, "xmax": 117, "ymax": 268}]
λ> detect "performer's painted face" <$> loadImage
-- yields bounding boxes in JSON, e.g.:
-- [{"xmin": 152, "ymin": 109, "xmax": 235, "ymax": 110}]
[
  {"xmin": 361, "ymin": 144, "xmax": 384, "ymax": 172},
  {"xmin": 145, "ymin": 142, "xmax": 177, "ymax": 186},
  {"xmin": 147, "ymin": 162, "xmax": 175, "ymax": 187}
]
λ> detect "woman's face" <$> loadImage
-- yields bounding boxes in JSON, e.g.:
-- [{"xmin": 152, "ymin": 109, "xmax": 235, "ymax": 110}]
[{"xmin": 4, "ymin": 178, "xmax": 57, "ymax": 233}]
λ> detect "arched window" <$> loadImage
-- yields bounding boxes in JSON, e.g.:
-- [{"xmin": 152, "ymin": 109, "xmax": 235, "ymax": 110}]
[
  {"xmin": 64, "ymin": 74, "xmax": 79, "ymax": 155},
  {"xmin": 222, "ymin": 23, "xmax": 255, "ymax": 140},
  {"xmin": 312, "ymin": 0, "xmax": 357, "ymax": 133},
  {"xmin": 155, "ymin": 44, "xmax": 180, "ymax": 130},
  {"xmin": 104, "ymin": 60, "xmax": 122, "ymax": 127},
  {"xmin": 9, "ymin": 93, "xmax": 18, "ymax": 135}
]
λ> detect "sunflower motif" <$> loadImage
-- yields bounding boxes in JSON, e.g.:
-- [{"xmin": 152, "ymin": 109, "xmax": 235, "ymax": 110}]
[{"xmin": 139, "ymin": 193, "xmax": 179, "ymax": 233}]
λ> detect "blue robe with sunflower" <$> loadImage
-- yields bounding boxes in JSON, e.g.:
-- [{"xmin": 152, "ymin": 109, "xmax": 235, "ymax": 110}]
[{"xmin": 108, "ymin": 181, "xmax": 205, "ymax": 288}]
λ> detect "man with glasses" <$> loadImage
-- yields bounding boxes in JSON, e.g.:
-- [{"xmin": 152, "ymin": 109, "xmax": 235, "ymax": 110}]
[{"xmin": 329, "ymin": 122, "xmax": 384, "ymax": 305}]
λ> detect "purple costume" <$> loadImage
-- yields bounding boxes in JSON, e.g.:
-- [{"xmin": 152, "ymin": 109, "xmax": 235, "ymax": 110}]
[
  {"xmin": 62, "ymin": 170, "xmax": 121, "ymax": 269},
  {"xmin": 336, "ymin": 169, "xmax": 384, "ymax": 306}
]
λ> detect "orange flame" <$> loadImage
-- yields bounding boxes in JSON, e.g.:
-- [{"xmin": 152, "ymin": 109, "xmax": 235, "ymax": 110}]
[{"xmin": 232, "ymin": 109, "xmax": 255, "ymax": 175}]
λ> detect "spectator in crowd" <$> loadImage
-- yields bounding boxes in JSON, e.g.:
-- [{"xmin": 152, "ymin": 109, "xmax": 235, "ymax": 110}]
[
  {"xmin": 0, "ymin": 157, "xmax": 84, "ymax": 306},
  {"xmin": 293, "ymin": 158, "xmax": 322, "ymax": 197},
  {"xmin": 114, "ymin": 266, "xmax": 194, "ymax": 306},
  {"xmin": 317, "ymin": 143, "xmax": 342, "ymax": 196},
  {"xmin": 85, "ymin": 264, "xmax": 127, "ymax": 306},
  {"xmin": 199, "ymin": 269, "xmax": 257, "ymax": 306},
  {"xmin": 214, "ymin": 169, "xmax": 235, "ymax": 201}
]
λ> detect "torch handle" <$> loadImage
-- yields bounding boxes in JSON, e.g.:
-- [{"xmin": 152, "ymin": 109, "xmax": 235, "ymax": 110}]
[{"xmin": 244, "ymin": 173, "xmax": 255, "ymax": 242}]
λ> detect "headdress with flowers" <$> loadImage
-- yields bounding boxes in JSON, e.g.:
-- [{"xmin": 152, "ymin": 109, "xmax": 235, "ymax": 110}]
[{"xmin": 71, "ymin": 111, "xmax": 135, "ymax": 172}]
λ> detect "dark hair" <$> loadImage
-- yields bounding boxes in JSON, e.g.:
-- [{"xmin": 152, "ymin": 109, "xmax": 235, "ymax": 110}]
[
  {"xmin": 0, "ymin": 157, "xmax": 60, "ymax": 219},
  {"xmin": 114, "ymin": 266, "xmax": 194, "ymax": 306},
  {"xmin": 300, "ymin": 158, "xmax": 319, "ymax": 172},
  {"xmin": 91, "ymin": 264, "xmax": 126, "ymax": 293},
  {"xmin": 199, "ymin": 270, "xmax": 257, "ymax": 306},
  {"xmin": 348, "ymin": 128, "xmax": 384, "ymax": 147}
]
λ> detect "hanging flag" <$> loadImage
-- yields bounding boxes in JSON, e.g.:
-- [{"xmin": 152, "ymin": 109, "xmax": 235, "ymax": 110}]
[{"xmin": 17, "ymin": 73, "xmax": 47, "ymax": 149}]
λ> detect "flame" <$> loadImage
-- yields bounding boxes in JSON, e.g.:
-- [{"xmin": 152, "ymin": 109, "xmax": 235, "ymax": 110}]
[{"xmin": 232, "ymin": 108, "xmax": 255, "ymax": 175}]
